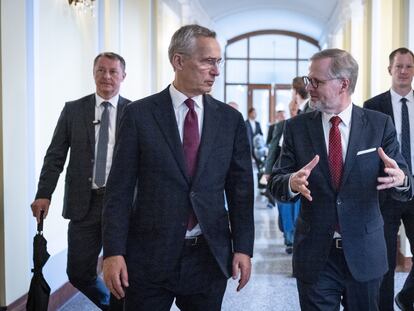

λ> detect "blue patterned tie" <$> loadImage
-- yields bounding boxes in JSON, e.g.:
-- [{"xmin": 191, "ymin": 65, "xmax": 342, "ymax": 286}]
[
  {"xmin": 95, "ymin": 102, "xmax": 110, "ymax": 187},
  {"xmin": 401, "ymin": 98, "xmax": 412, "ymax": 173}
]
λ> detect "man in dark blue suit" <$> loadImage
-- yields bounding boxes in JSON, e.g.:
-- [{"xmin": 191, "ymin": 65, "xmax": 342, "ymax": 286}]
[
  {"xmin": 268, "ymin": 48, "xmax": 412, "ymax": 310},
  {"xmin": 245, "ymin": 107, "xmax": 263, "ymax": 165},
  {"xmin": 364, "ymin": 47, "xmax": 414, "ymax": 311},
  {"xmin": 31, "ymin": 52, "xmax": 130, "ymax": 310},
  {"xmin": 102, "ymin": 25, "xmax": 254, "ymax": 311}
]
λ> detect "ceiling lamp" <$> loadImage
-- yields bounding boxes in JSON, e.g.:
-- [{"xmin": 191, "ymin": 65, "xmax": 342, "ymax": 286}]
[{"xmin": 68, "ymin": 0, "xmax": 95, "ymax": 12}]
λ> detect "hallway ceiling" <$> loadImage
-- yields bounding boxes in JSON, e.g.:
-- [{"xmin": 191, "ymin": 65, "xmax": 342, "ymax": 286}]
[{"xmin": 197, "ymin": 0, "xmax": 339, "ymax": 24}]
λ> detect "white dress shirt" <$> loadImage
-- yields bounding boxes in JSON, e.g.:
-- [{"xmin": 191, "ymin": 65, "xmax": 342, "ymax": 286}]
[
  {"xmin": 169, "ymin": 83, "xmax": 204, "ymax": 237},
  {"xmin": 92, "ymin": 93, "xmax": 118, "ymax": 189},
  {"xmin": 390, "ymin": 88, "xmax": 414, "ymax": 172}
]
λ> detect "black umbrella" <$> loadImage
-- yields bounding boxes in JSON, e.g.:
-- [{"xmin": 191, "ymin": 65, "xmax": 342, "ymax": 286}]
[{"xmin": 26, "ymin": 211, "xmax": 51, "ymax": 311}]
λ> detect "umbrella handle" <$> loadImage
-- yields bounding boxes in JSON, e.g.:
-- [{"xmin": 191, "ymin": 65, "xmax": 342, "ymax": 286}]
[{"xmin": 37, "ymin": 210, "xmax": 44, "ymax": 234}]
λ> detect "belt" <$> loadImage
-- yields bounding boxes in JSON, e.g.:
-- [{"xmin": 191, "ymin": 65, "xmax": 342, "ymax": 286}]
[
  {"xmin": 333, "ymin": 238, "xmax": 342, "ymax": 249},
  {"xmin": 91, "ymin": 187, "xmax": 106, "ymax": 196},
  {"xmin": 184, "ymin": 235, "xmax": 205, "ymax": 247}
]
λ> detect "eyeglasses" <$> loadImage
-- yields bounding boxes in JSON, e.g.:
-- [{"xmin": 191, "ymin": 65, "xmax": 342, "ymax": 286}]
[
  {"xmin": 302, "ymin": 76, "xmax": 342, "ymax": 89},
  {"xmin": 199, "ymin": 58, "xmax": 225, "ymax": 69}
]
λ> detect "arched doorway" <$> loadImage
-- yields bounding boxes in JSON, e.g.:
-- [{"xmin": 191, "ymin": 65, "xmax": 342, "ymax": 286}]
[{"xmin": 224, "ymin": 29, "xmax": 320, "ymax": 138}]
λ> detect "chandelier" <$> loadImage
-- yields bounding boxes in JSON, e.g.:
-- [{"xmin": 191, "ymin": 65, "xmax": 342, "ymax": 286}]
[{"xmin": 68, "ymin": 0, "xmax": 95, "ymax": 13}]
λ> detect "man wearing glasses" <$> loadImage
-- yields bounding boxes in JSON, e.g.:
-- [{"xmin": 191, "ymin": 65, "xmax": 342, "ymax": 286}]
[
  {"xmin": 364, "ymin": 47, "xmax": 414, "ymax": 311},
  {"xmin": 102, "ymin": 24, "xmax": 254, "ymax": 311},
  {"xmin": 268, "ymin": 48, "xmax": 412, "ymax": 310}
]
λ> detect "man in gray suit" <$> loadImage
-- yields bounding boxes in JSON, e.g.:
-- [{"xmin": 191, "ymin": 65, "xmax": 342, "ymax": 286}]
[
  {"xmin": 31, "ymin": 52, "xmax": 130, "ymax": 310},
  {"xmin": 102, "ymin": 25, "xmax": 254, "ymax": 311}
]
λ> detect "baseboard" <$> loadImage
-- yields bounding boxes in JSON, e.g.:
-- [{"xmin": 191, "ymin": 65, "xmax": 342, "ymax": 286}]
[
  {"xmin": 5, "ymin": 257, "xmax": 104, "ymax": 310},
  {"xmin": 396, "ymin": 235, "xmax": 413, "ymax": 273},
  {"xmin": 6, "ymin": 282, "xmax": 78, "ymax": 311}
]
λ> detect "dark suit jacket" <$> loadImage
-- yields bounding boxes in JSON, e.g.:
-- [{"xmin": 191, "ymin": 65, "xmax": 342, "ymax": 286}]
[
  {"xmin": 268, "ymin": 105, "xmax": 412, "ymax": 283},
  {"xmin": 35, "ymin": 94, "xmax": 130, "ymax": 220},
  {"xmin": 266, "ymin": 123, "xmax": 276, "ymax": 145},
  {"xmin": 102, "ymin": 86, "xmax": 254, "ymax": 282},
  {"xmin": 245, "ymin": 119, "xmax": 263, "ymax": 151},
  {"xmin": 364, "ymin": 90, "xmax": 414, "ymax": 212},
  {"xmin": 265, "ymin": 121, "xmax": 285, "ymax": 175}
]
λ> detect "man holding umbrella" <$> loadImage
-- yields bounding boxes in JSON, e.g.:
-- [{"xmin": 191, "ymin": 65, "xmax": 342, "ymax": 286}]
[{"xmin": 30, "ymin": 52, "xmax": 130, "ymax": 310}]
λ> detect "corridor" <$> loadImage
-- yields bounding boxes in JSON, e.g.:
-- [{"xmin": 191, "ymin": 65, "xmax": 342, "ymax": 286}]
[{"xmin": 59, "ymin": 195, "xmax": 408, "ymax": 311}]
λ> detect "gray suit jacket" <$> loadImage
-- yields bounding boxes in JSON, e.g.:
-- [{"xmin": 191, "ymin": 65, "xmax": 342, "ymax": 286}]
[
  {"xmin": 103, "ymin": 86, "xmax": 254, "ymax": 281},
  {"xmin": 35, "ymin": 94, "xmax": 130, "ymax": 220},
  {"xmin": 268, "ymin": 105, "xmax": 412, "ymax": 283}
]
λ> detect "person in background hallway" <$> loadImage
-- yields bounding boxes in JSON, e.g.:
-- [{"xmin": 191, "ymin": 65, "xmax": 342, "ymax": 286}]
[
  {"xmin": 102, "ymin": 24, "xmax": 254, "ymax": 311},
  {"xmin": 266, "ymin": 106, "xmax": 285, "ymax": 146},
  {"xmin": 364, "ymin": 47, "xmax": 414, "ymax": 311},
  {"xmin": 264, "ymin": 77, "xmax": 307, "ymax": 253},
  {"xmin": 30, "ymin": 52, "xmax": 130, "ymax": 311},
  {"xmin": 245, "ymin": 107, "xmax": 263, "ymax": 165},
  {"xmin": 292, "ymin": 76, "xmax": 313, "ymax": 115},
  {"xmin": 228, "ymin": 101, "xmax": 239, "ymax": 110},
  {"xmin": 268, "ymin": 48, "xmax": 413, "ymax": 311}
]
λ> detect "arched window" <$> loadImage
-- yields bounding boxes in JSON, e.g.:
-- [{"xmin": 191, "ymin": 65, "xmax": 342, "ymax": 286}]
[{"xmin": 224, "ymin": 30, "xmax": 320, "ymax": 135}]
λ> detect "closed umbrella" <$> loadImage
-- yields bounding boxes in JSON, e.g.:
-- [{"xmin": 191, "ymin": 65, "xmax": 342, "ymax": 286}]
[{"xmin": 26, "ymin": 211, "xmax": 50, "ymax": 311}]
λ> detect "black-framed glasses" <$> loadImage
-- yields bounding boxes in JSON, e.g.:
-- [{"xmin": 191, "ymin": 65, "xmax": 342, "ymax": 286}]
[{"xmin": 302, "ymin": 76, "xmax": 342, "ymax": 89}]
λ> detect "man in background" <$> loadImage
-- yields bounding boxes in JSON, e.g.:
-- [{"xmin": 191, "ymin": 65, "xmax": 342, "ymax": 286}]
[
  {"xmin": 102, "ymin": 24, "xmax": 254, "ymax": 311},
  {"xmin": 245, "ymin": 107, "xmax": 263, "ymax": 161},
  {"xmin": 364, "ymin": 47, "xmax": 414, "ymax": 311},
  {"xmin": 31, "ymin": 52, "xmax": 130, "ymax": 310}
]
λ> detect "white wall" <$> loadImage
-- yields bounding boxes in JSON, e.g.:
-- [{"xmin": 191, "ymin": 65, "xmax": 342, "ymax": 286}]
[
  {"xmin": 0, "ymin": 0, "xmax": 158, "ymax": 305},
  {"xmin": 1, "ymin": 0, "xmax": 31, "ymax": 304}
]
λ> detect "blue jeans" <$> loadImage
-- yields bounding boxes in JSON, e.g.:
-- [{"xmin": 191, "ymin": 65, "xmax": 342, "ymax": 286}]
[{"xmin": 277, "ymin": 199, "xmax": 301, "ymax": 246}]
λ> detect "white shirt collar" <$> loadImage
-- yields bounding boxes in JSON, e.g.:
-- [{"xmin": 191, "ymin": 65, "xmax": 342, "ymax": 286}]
[
  {"xmin": 95, "ymin": 93, "xmax": 119, "ymax": 108},
  {"xmin": 390, "ymin": 88, "xmax": 414, "ymax": 103},
  {"xmin": 322, "ymin": 102, "xmax": 353, "ymax": 128},
  {"xmin": 169, "ymin": 83, "xmax": 203, "ymax": 109},
  {"xmin": 299, "ymin": 98, "xmax": 310, "ymax": 111}
]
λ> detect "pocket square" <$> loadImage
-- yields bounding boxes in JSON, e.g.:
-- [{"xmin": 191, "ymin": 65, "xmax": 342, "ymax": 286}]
[{"xmin": 356, "ymin": 147, "xmax": 377, "ymax": 156}]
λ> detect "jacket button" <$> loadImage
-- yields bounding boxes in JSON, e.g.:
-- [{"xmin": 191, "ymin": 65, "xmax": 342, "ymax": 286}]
[
  {"xmin": 88, "ymin": 177, "xmax": 92, "ymax": 182},
  {"xmin": 336, "ymin": 199, "xmax": 342, "ymax": 205}
]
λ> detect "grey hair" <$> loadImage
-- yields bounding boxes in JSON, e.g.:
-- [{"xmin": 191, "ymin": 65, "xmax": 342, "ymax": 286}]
[
  {"xmin": 168, "ymin": 24, "xmax": 216, "ymax": 64},
  {"xmin": 310, "ymin": 48, "xmax": 359, "ymax": 94}
]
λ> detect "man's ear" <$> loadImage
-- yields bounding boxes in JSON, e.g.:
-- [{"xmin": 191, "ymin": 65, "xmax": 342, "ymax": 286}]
[
  {"xmin": 172, "ymin": 53, "xmax": 185, "ymax": 71},
  {"xmin": 339, "ymin": 78, "xmax": 350, "ymax": 94},
  {"xmin": 387, "ymin": 66, "xmax": 392, "ymax": 75}
]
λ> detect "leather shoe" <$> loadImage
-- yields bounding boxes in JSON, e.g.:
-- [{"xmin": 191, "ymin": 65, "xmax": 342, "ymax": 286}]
[{"xmin": 395, "ymin": 292, "xmax": 414, "ymax": 311}]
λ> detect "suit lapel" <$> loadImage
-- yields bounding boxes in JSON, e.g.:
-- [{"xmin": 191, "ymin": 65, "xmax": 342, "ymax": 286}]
[
  {"xmin": 382, "ymin": 91, "xmax": 395, "ymax": 123},
  {"xmin": 152, "ymin": 87, "xmax": 189, "ymax": 183},
  {"xmin": 341, "ymin": 105, "xmax": 365, "ymax": 188},
  {"xmin": 306, "ymin": 111, "xmax": 332, "ymax": 189},
  {"xmin": 115, "ymin": 96, "xmax": 129, "ymax": 136},
  {"xmin": 192, "ymin": 95, "xmax": 222, "ymax": 185},
  {"xmin": 83, "ymin": 95, "xmax": 96, "ymax": 153}
]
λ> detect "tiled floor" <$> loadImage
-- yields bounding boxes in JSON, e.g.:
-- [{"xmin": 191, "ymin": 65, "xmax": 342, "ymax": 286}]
[{"xmin": 59, "ymin": 195, "xmax": 408, "ymax": 310}]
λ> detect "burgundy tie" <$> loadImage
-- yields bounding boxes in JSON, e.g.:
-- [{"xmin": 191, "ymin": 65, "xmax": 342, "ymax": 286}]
[
  {"xmin": 183, "ymin": 98, "xmax": 200, "ymax": 229},
  {"xmin": 329, "ymin": 116, "xmax": 343, "ymax": 191}
]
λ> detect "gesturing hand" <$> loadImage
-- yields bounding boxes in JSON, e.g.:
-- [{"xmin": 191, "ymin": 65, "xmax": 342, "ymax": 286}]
[
  {"xmin": 290, "ymin": 155, "xmax": 320, "ymax": 201},
  {"xmin": 377, "ymin": 147, "xmax": 406, "ymax": 190}
]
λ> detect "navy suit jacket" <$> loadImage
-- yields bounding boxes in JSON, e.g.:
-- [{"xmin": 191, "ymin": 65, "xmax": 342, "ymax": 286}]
[
  {"xmin": 102, "ymin": 86, "xmax": 254, "ymax": 282},
  {"xmin": 268, "ymin": 105, "xmax": 412, "ymax": 283},
  {"xmin": 35, "ymin": 94, "xmax": 130, "ymax": 220},
  {"xmin": 245, "ymin": 119, "xmax": 263, "ymax": 151}
]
